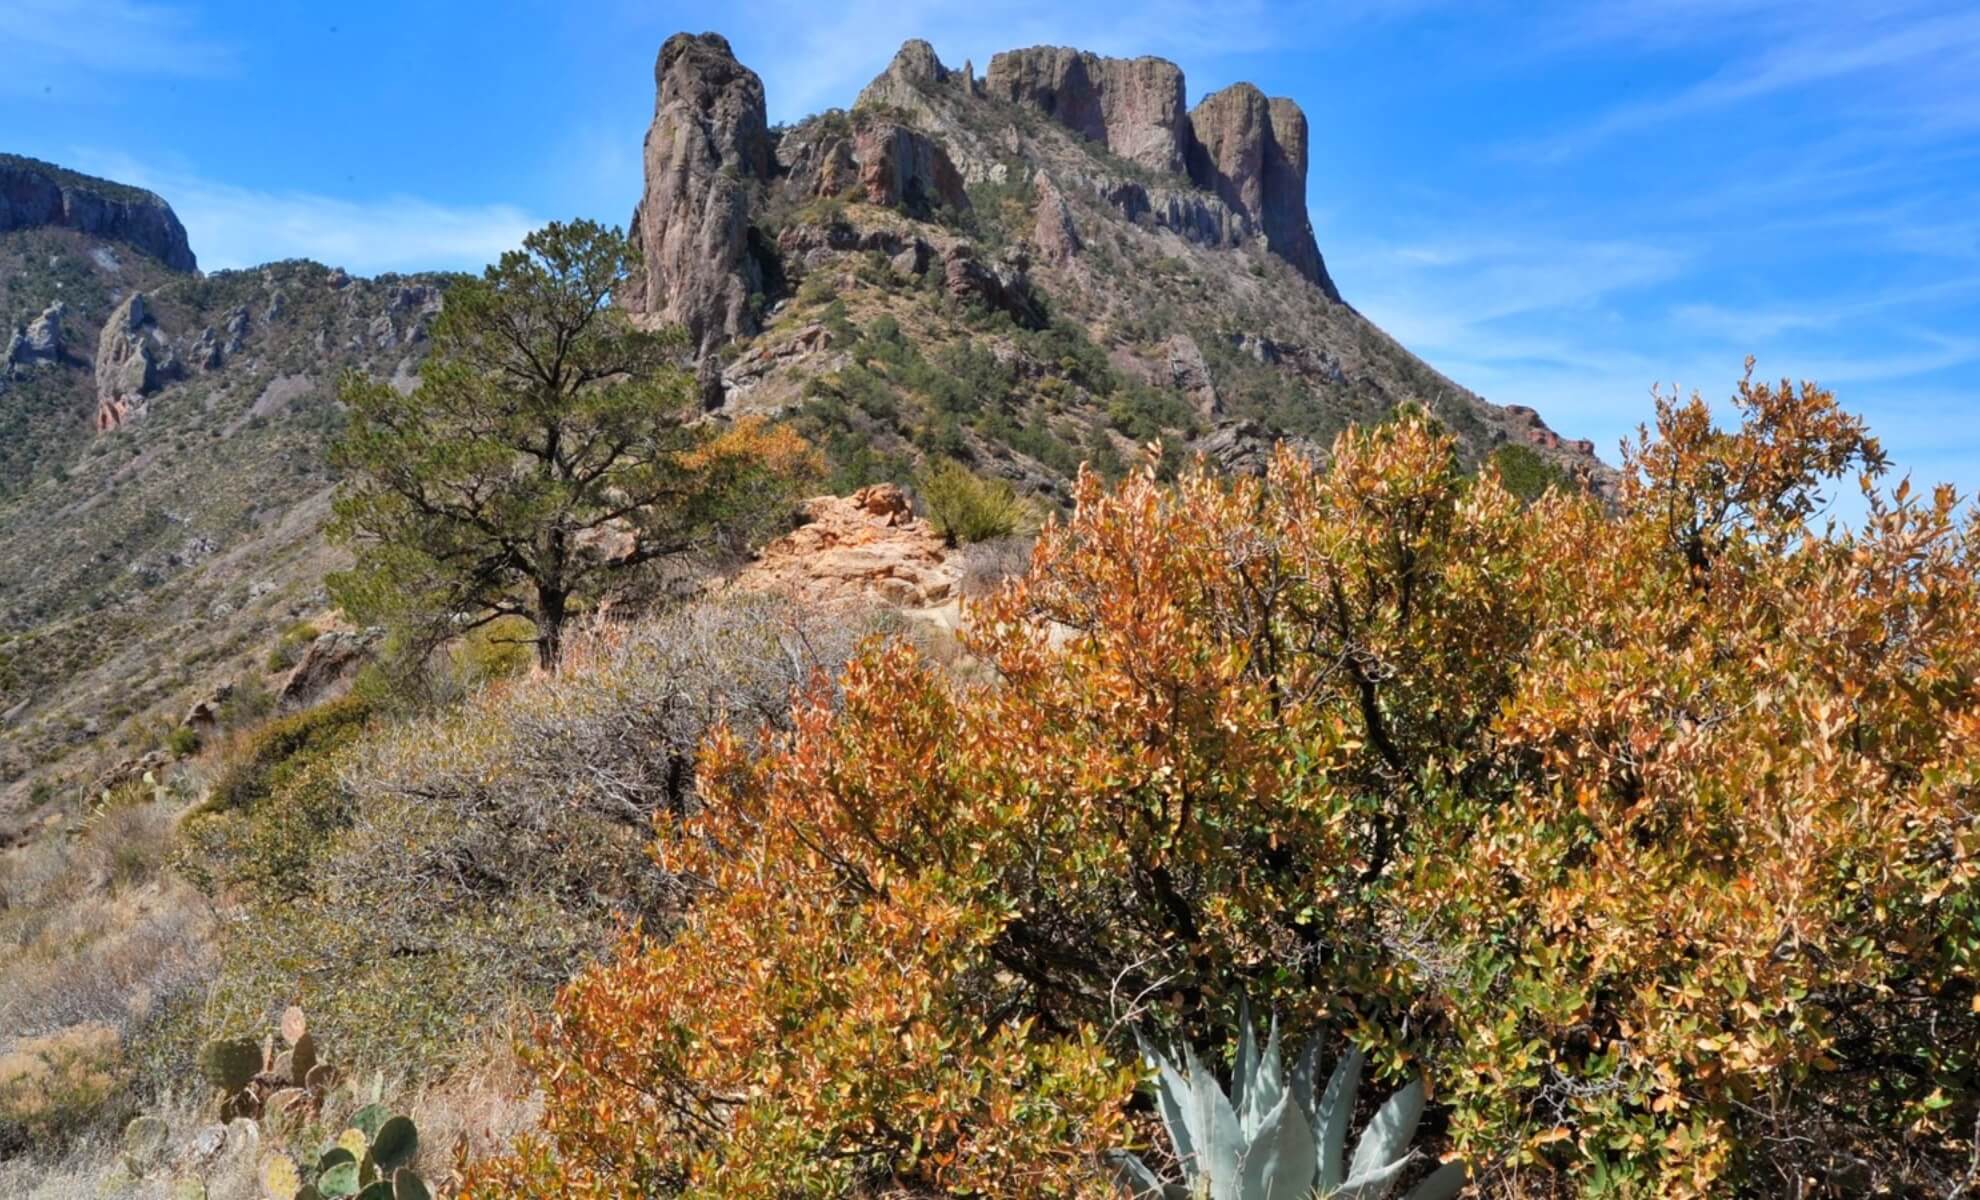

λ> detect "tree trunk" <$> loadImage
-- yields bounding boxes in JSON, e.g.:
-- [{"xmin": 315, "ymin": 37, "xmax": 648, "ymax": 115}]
[{"xmin": 536, "ymin": 587, "xmax": 568, "ymax": 672}]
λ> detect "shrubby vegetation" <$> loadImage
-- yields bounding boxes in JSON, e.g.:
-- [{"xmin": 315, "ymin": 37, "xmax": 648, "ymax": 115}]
[
  {"xmin": 330, "ymin": 220, "xmax": 819, "ymax": 672},
  {"xmin": 917, "ymin": 457, "xmax": 1040, "ymax": 545},
  {"xmin": 188, "ymin": 594, "xmax": 883, "ymax": 1081},
  {"xmin": 466, "ymin": 370, "xmax": 1978, "ymax": 1198}
]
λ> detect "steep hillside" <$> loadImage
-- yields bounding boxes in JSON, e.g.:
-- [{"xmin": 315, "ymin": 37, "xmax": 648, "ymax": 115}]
[
  {"xmin": 0, "ymin": 160, "xmax": 452, "ymax": 815},
  {"xmin": 623, "ymin": 34, "xmax": 1606, "ymax": 502},
  {"xmin": 0, "ymin": 34, "xmax": 1607, "ymax": 825}
]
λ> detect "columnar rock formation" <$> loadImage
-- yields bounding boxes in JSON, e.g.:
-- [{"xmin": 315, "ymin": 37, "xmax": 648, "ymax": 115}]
[
  {"xmin": 0, "ymin": 154, "xmax": 197, "ymax": 271},
  {"xmin": 93, "ymin": 292, "xmax": 160, "ymax": 430},
  {"xmin": 623, "ymin": 33, "xmax": 775, "ymax": 353},
  {"xmin": 1188, "ymin": 85, "xmax": 1330, "ymax": 297},
  {"xmin": 983, "ymin": 48, "xmax": 1191, "ymax": 176},
  {"xmin": 985, "ymin": 45, "xmax": 1339, "ymax": 299}
]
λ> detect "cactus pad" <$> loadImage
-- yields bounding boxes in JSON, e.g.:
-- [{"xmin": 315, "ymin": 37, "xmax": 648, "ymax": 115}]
[
  {"xmin": 124, "ymin": 1114, "xmax": 170, "ymax": 1166},
  {"xmin": 259, "ymin": 1151, "xmax": 302, "ymax": 1200},
  {"xmin": 281, "ymin": 1005, "xmax": 307, "ymax": 1046},
  {"xmin": 315, "ymin": 1160, "xmax": 361, "ymax": 1198},
  {"xmin": 199, "ymin": 1038, "xmax": 262, "ymax": 1094}
]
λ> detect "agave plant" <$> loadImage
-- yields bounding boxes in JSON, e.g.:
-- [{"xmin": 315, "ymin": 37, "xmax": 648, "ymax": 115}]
[{"xmin": 1113, "ymin": 1009, "xmax": 1465, "ymax": 1200}]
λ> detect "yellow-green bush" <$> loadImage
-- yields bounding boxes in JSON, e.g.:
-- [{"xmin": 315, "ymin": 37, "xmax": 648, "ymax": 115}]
[{"xmin": 916, "ymin": 457, "xmax": 1039, "ymax": 546}]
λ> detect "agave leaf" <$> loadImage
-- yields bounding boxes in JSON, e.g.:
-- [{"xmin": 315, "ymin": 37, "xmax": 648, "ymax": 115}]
[
  {"xmin": 1238, "ymin": 1091, "xmax": 1317, "ymax": 1200},
  {"xmin": 1109, "ymin": 1151, "xmax": 1169, "ymax": 1200},
  {"xmin": 1184, "ymin": 1040, "xmax": 1242, "ymax": 1197},
  {"xmin": 1288, "ymin": 1039, "xmax": 1320, "ymax": 1126},
  {"xmin": 1138, "ymin": 1031, "xmax": 1199, "ymax": 1173},
  {"xmin": 1316, "ymin": 1045, "xmax": 1365, "ymax": 1191},
  {"xmin": 1333, "ymin": 1156, "xmax": 1412, "ymax": 1200},
  {"xmin": 1402, "ymin": 1161, "xmax": 1466, "ymax": 1200},
  {"xmin": 1232, "ymin": 999, "xmax": 1258, "ymax": 1120},
  {"xmin": 1246, "ymin": 1013, "xmax": 1285, "ymax": 1139},
  {"xmin": 1347, "ymin": 1079, "xmax": 1424, "ymax": 1185}
]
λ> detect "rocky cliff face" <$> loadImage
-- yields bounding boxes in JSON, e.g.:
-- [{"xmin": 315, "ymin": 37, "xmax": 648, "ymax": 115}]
[
  {"xmin": 983, "ymin": 48, "xmax": 1191, "ymax": 177},
  {"xmin": 1186, "ymin": 85, "xmax": 1332, "ymax": 299},
  {"xmin": 0, "ymin": 155, "xmax": 197, "ymax": 272},
  {"xmin": 980, "ymin": 48, "xmax": 1337, "ymax": 299},
  {"xmin": 623, "ymin": 33, "xmax": 775, "ymax": 352}
]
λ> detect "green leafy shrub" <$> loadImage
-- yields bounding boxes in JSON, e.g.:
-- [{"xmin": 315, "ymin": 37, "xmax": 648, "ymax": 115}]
[
  {"xmin": 1485, "ymin": 442, "xmax": 1572, "ymax": 501},
  {"xmin": 164, "ymin": 725, "xmax": 201, "ymax": 758},
  {"xmin": 916, "ymin": 457, "xmax": 1038, "ymax": 545}
]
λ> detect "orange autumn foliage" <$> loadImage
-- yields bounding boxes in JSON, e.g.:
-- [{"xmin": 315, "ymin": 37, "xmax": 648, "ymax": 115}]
[{"xmin": 469, "ymin": 367, "xmax": 1978, "ymax": 1198}]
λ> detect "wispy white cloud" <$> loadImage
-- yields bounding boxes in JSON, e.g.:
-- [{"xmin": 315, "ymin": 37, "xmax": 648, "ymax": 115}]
[
  {"xmin": 1513, "ymin": 1, "xmax": 1980, "ymax": 161},
  {"xmin": 72, "ymin": 151, "xmax": 540, "ymax": 276},
  {"xmin": 1, "ymin": 0, "xmax": 235, "ymax": 93}
]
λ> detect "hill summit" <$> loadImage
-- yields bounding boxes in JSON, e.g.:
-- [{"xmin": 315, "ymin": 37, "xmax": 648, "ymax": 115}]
[{"xmin": 616, "ymin": 33, "xmax": 1603, "ymax": 494}]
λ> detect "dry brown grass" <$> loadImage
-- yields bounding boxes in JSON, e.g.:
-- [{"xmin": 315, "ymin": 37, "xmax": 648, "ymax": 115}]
[{"xmin": 0, "ymin": 781, "xmax": 216, "ymax": 1158}]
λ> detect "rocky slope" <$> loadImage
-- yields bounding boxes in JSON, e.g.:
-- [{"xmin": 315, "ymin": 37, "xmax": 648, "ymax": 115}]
[
  {"xmin": 624, "ymin": 34, "xmax": 1603, "ymax": 506},
  {"xmin": 0, "ymin": 31, "xmax": 1608, "ymax": 828},
  {"xmin": 0, "ymin": 172, "xmax": 452, "ymax": 817}
]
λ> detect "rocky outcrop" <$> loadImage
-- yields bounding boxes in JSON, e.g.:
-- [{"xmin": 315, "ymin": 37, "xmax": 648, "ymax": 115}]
[
  {"xmin": 93, "ymin": 292, "xmax": 160, "ymax": 430},
  {"xmin": 984, "ymin": 47, "xmax": 1191, "ymax": 175},
  {"xmin": 1195, "ymin": 419, "xmax": 1324, "ymax": 477},
  {"xmin": 736, "ymin": 484, "xmax": 961, "ymax": 609},
  {"xmin": 1187, "ymin": 84, "xmax": 1335, "ymax": 299},
  {"xmin": 624, "ymin": 33, "xmax": 774, "ymax": 353},
  {"xmin": 1165, "ymin": 333, "xmax": 1220, "ymax": 417},
  {"xmin": 277, "ymin": 629, "xmax": 376, "ymax": 711},
  {"xmin": 943, "ymin": 246, "xmax": 1045, "ymax": 327},
  {"xmin": 856, "ymin": 38, "xmax": 957, "ymax": 122},
  {"xmin": 1089, "ymin": 176, "xmax": 1248, "ymax": 248},
  {"xmin": 977, "ymin": 48, "xmax": 1337, "ymax": 297},
  {"xmin": 0, "ymin": 154, "xmax": 197, "ymax": 271},
  {"xmin": 4, "ymin": 302, "xmax": 64, "ymax": 369},
  {"xmin": 853, "ymin": 121, "xmax": 968, "ymax": 213},
  {"xmin": 1032, "ymin": 173, "xmax": 1081, "ymax": 262}
]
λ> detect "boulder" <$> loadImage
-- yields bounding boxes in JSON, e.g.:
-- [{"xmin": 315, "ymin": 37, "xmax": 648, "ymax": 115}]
[
  {"xmin": 624, "ymin": 32, "xmax": 774, "ymax": 354},
  {"xmin": 17, "ymin": 302, "xmax": 63, "ymax": 362},
  {"xmin": 277, "ymin": 630, "xmax": 376, "ymax": 711}
]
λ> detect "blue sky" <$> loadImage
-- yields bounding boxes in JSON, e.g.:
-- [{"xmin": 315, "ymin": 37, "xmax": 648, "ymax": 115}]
[{"xmin": 8, "ymin": 0, "xmax": 1979, "ymax": 499}]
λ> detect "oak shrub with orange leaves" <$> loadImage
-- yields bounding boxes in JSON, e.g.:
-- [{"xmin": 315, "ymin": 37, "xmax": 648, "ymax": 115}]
[{"xmin": 467, "ymin": 368, "xmax": 1978, "ymax": 1198}]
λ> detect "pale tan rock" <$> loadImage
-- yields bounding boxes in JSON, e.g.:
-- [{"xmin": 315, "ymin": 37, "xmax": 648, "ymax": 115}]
[{"xmin": 736, "ymin": 484, "xmax": 961, "ymax": 610}]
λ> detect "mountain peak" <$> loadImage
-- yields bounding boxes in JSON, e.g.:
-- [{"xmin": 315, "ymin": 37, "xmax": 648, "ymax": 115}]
[{"xmin": 0, "ymin": 153, "xmax": 197, "ymax": 272}]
